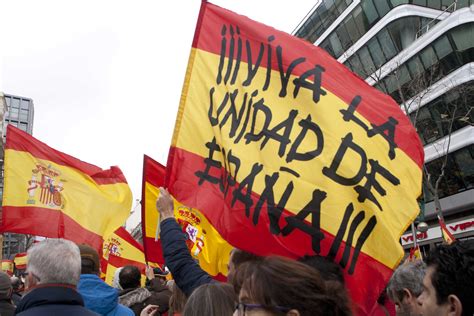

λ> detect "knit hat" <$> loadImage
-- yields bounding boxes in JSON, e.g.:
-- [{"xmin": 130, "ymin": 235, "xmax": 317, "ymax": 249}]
[
  {"xmin": 0, "ymin": 271, "xmax": 12, "ymax": 297},
  {"xmin": 78, "ymin": 244, "xmax": 100, "ymax": 274}
]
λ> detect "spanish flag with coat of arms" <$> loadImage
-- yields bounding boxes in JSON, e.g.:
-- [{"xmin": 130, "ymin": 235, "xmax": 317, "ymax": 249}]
[
  {"xmin": 141, "ymin": 155, "xmax": 232, "ymax": 280},
  {"xmin": 1, "ymin": 125, "xmax": 132, "ymax": 251}
]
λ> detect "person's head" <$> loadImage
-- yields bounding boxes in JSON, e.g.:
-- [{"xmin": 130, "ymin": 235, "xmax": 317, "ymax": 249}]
[
  {"xmin": 183, "ymin": 283, "xmax": 236, "ymax": 316},
  {"xmin": 152, "ymin": 267, "xmax": 169, "ymax": 283},
  {"xmin": 387, "ymin": 260, "xmax": 425, "ymax": 316},
  {"xmin": 26, "ymin": 239, "xmax": 81, "ymax": 287},
  {"xmin": 234, "ymin": 256, "xmax": 352, "ymax": 316},
  {"xmin": 78, "ymin": 244, "xmax": 100, "ymax": 275},
  {"xmin": 11, "ymin": 275, "xmax": 23, "ymax": 293},
  {"xmin": 119, "ymin": 265, "xmax": 141, "ymax": 289},
  {"xmin": 417, "ymin": 240, "xmax": 474, "ymax": 316},
  {"xmin": 298, "ymin": 255, "xmax": 345, "ymax": 285},
  {"xmin": 168, "ymin": 280, "xmax": 188, "ymax": 316},
  {"xmin": 228, "ymin": 248, "xmax": 262, "ymax": 283},
  {"xmin": 0, "ymin": 271, "xmax": 12, "ymax": 300}
]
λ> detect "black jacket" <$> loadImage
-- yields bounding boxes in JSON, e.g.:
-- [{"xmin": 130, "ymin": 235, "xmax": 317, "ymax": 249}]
[
  {"xmin": 160, "ymin": 218, "xmax": 214, "ymax": 297},
  {"xmin": 0, "ymin": 298, "xmax": 15, "ymax": 316},
  {"xmin": 119, "ymin": 279, "xmax": 171, "ymax": 316},
  {"xmin": 15, "ymin": 284, "xmax": 99, "ymax": 316}
]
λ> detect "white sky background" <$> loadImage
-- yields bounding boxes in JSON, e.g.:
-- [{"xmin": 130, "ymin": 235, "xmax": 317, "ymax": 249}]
[{"xmin": 1, "ymin": 1, "xmax": 317, "ymax": 230}]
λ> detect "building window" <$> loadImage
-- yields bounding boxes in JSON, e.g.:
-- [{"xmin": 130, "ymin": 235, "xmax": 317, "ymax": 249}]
[
  {"xmin": 19, "ymin": 122, "xmax": 28, "ymax": 132},
  {"xmin": 410, "ymin": 81, "xmax": 474, "ymax": 144},
  {"xmin": 11, "ymin": 98, "xmax": 20, "ymax": 108},
  {"xmin": 20, "ymin": 99, "xmax": 30, "ymax": 110},
  {"xmin": 8, "ymin": 107, "xmax": 19, "ymax": 120},
  {"xmin": 424, "ymin": 145, "xmax": 474, "ymax": 202},
  {"xmin": 19, "ymin": 109, "xmax": 29, "ymax": 121}
]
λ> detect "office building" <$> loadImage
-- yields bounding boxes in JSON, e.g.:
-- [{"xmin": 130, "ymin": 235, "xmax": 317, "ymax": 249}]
[
  {"xmin": 1, "ymin": 94, "xmax": 35, "ymax": 259},
  {"xmin": 294, "ymin": 0, "xmax": 474, "ymax": 254}
]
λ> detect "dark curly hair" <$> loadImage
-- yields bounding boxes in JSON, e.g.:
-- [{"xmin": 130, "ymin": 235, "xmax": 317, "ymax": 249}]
[
  {"xmin": 236, "ymin": 256, "xmax": 353, "ymax": 316},
  {"xmin": 426, "ymin": 240, "xmax": 474, "ymax": 316}
]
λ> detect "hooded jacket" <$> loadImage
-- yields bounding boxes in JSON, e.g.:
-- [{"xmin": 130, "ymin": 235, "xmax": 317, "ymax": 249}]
[
  {"xmin": 119, "ymin": 279, "xmax": 171, "ymax": 316},
  {"xmin": 15, "ymin": 284, "xmax": 99, "ymax": 316},
  {"xmin": 78, "ymin": 274, "xmax": 134, "ymax": 316}
]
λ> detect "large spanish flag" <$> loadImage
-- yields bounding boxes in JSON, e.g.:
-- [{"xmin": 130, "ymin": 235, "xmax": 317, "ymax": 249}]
[
  {"xmin": 1, "ymin": 125, "xmax": 133, "ymax": 251},
  {"xmin": 166, "ymin": 2, "xmax": 424, "ymax": 315},
  {"xmin": 142, "ymin": 155, "xmax": 232, "ymax": 279}
]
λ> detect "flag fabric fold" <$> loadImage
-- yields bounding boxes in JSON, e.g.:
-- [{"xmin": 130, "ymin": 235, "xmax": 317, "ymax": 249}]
[
  {"xmin": 165, "ymin": 2, "xmax": 424, "ymax": 315},
  {"xmin": 1, "ymin": 125, "xmax": 133, "ymax": 251}
]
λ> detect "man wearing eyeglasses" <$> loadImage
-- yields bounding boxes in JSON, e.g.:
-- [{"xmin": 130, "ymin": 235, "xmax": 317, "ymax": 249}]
[{"xmin": 15, "ymin": 239, "xmax": 99, "ymax": 316}]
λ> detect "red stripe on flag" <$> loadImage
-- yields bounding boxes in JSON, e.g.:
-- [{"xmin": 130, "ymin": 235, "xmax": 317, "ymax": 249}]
[
  {"xmin": 108, "ymin": 254, "xmax": 147, "ymax": 273},
  {"xmin": 189, "ymin": 3, "xmax": 424, "ymax": 168},
  {"xmin": 143, "ymin": 155, "xmax": 166, "ymax": 188},
  {"xmin": 114, "ymin": 227, "xmax": 144, "ymax": 251},
  {"xmin": 1, "ymin": 206, "xmax": 103, "ymax": 251},
  {"xmin": 143, "ymin": 236, "xmax": 165, "ymax": 264},
  {"xmin": 5, "ymin": 126, "xmax": 128, "ymax": 185},
  {"xmin": 6, "ymin": 125, "xmax": 102, "ymax": 176},
  {"xmin": 166, "ymin": 146, "xmax": 392, "ymax": 315}
]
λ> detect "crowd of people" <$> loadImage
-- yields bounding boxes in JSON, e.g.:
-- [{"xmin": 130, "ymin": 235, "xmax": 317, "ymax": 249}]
[{"xmin": 0, "ymin": 187, "xmax": 472, "ymax": 316}]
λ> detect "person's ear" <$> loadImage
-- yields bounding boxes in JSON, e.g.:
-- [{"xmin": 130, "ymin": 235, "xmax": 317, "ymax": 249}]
[
  {"xmin": 446, "ymin": 294, "xmax": 462, "ymax": 316},
  {"xmin": 402, "ymin": 288, "xmax": 413, "ymax": 301},
  {"xmin": 286, "ymin": 309, "xmax": 300, "ymax": 316}
]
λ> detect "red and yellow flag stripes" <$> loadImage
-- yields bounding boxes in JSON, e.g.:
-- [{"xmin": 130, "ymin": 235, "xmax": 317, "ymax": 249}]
[
  {"xmin": 1, "ymin": 125, "xmax": 132, "ymax": 251},
  {"xmin": 14, "ymin": 252, "xmax": 27, "ymax": 270},
  {"xmin": 141, "ymin": 155, "xmax": 166, "ymax": 265},
  {"xmin": 166, "ymin": 2, "xmax": 424, "ymax": 315},
  {"xmin": 142, "ymin": 155, "xmax": 231, "ymax": 279},
  {"xmin": 101, "ymin": 226, "xmax": 146, "ymax": 275},
  {"xmin": 1, "ymin": 260, "xmax": 14, "ymax": 276}
]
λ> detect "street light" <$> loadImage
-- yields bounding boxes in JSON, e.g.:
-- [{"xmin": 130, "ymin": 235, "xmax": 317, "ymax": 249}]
[{"xmin": 417, "ymin": 221, "xmax": 429, "ymax": 233}]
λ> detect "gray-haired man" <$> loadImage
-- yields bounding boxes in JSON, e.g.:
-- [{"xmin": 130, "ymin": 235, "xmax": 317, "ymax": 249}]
[
  {"xmin": 387, "ymin": 260, "xmax": 425, "ymax": 316},
  {"xmin": 15, "ymin": 239, "xmax": 99, "ymax": 316}
]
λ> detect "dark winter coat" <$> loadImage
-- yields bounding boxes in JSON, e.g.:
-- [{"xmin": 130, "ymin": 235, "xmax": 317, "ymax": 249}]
[
  {"xmin": 0, "ymin": 298, "xmax": 15, "ymax": 316},
  {"xmin": 119, "ymin": 279, "xmax": 171, "ymax": 316},
  {"xmin": 160, "ymin": 218, "xmax": 215, "ymax": 297},
  {"xmin": 15, "ymin": 284, "xmax": 99, "ymax": 316}
]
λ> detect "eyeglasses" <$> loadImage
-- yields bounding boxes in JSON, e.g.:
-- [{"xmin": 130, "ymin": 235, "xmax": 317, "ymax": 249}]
[{"xmin": 234, "ymin": 302, "xmax": 291, "ymax": 315}]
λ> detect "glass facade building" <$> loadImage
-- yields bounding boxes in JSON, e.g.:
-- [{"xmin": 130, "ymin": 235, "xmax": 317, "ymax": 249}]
[
  {"xmin": 294, "ymin": 1, "xmax": 474, "ymax": 247},
  {"xmin": 4, "ymin": 94, "xmax": 34, "ymax": 134},
  {"xmin": 1, "ymin": 94, "xmax": 35, "ymax": 259}
]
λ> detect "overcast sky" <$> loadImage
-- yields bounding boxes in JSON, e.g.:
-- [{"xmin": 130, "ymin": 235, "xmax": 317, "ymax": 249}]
[{"xmin": 1, "ymin": 0, "xmax": 317, "ymax": 229}]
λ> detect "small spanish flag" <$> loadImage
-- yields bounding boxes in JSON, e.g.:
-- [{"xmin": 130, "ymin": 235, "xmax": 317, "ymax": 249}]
[
  {"xmin": 14, "ymin": 252, "xmax": 27, "ymax": 270},
  {"xmin": 1, "ymin": 260, "xmax": 14, "ymax": 276},
  {"xmin": 1, "ymin": 125, "xmax": 132, "ymax": 251},
  {"xmin": 101, "ymin": 226, "xmax": 147, "ymax": 275},
  {"xmin": 439, "ymin": 217, "xmax": 455, "ymax": 244},
  {"xmin": 408, "ymin": 245, "xmax": 422, "ymax": 261}
]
